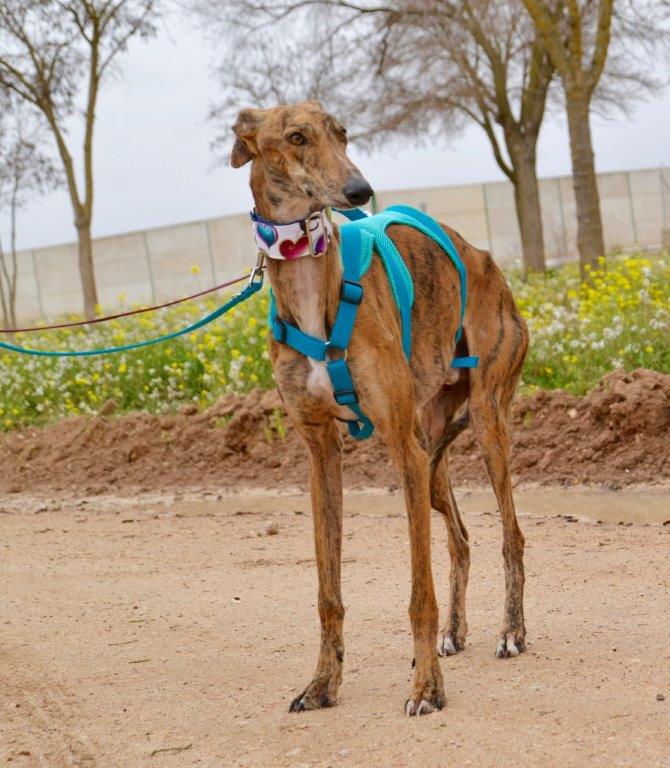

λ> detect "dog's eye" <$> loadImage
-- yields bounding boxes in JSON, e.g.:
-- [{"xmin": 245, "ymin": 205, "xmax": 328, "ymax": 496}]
[{"xmin": 287, "ymin": 132, "xmax": 306, "ymax": 146}]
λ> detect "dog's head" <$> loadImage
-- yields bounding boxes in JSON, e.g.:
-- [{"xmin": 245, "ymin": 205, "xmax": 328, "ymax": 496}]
[{"xmin": 231, "ymin": 101, "xmax": 373, "ymax": 221}]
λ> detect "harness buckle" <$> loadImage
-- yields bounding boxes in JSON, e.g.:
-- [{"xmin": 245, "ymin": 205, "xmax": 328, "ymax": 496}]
[
  {"xmin": 272, "ymin": 317, "xmax": 288, "ymax": 344},
  {"xmin": 340, "ymin": 279, "xmax": 363, "ymax": 305},
  {"xmin": 333, "ymin": 388, "xmax": 359, "ymax": 406}
]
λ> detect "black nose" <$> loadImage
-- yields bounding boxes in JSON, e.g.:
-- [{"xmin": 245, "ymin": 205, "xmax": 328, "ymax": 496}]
[{"xmin": 343, "ymin": 175, "xmax": 374, "ymax": 206}]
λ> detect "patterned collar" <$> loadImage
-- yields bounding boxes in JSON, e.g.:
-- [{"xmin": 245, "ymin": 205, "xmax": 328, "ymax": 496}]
[{"xmin": 250, "ymin": 208, "xmax": 333, "ymax": 260}]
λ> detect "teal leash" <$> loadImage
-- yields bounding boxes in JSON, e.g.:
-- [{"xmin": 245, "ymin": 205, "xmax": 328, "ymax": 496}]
[{"xmin": 0, "ymin": 265, "xmax": 265, "ymax": 358}]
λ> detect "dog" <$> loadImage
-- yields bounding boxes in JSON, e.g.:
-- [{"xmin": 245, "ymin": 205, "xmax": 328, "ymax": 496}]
[{"xmin": 231, "ymin": 101, "xmax": 528, "ymax": 716}]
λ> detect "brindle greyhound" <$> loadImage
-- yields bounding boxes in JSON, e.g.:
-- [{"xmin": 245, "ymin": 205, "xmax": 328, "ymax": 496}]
[{"xmin": 231, "ymin": 101, "xmax": 528, "ymax": 716}]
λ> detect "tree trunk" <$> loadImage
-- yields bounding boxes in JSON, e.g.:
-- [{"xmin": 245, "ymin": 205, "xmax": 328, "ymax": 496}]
[
  {"xmin": 565, "ymin": 90, "xmax": 605, "ymax": 275},
  {"xmin": 9, "ymin": 192, "xmax": 18, "ymax": 327},
  {"xmin": 76, "ymin": 219, "xmax": 99, "ymax": 319},
  {"xmin": 509, "ymin": 138, "xmax": 546, "ymax": 273},
  {"xmin": 0, "ymin": 240, "xmax": 10, "ymax": 329}
]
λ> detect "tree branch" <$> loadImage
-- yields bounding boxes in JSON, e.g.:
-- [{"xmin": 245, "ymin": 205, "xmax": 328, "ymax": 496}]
[
  {"xmin": 521, "ymin": 0, "xmax": 572, "ymax": 76},
  {"xmin": 589, "ymin": 0, "xmax": 614, "ymax": 91}
]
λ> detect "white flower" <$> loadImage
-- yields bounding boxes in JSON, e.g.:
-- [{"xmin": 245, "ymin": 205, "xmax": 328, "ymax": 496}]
[{"xmin": 229, "ymin": 358, "xmax": 244, "ymax": 381}]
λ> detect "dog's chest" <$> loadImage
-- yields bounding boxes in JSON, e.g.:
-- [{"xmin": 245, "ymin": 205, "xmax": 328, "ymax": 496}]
[
  {"xmin": 280, "ymin": 260, "xmax": 355, "ymax": 418},
  {"xmin": 306, "ymin": 360, "xmax": 334, "ymax": 399}
]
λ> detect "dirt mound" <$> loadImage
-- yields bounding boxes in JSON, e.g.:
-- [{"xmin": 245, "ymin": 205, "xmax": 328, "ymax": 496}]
[
  {"xmin": 504, "ymin": 368, "xmax": 670, "ymax": 485},
  {"xmin": 1, "ymin": 369, "xmax": 667, "ymax": 494}
]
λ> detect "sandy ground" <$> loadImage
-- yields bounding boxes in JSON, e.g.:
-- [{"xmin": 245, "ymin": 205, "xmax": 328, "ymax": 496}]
[{"xmin": 1, "ymin": 486, "xmax": 669, "ymax": 768}]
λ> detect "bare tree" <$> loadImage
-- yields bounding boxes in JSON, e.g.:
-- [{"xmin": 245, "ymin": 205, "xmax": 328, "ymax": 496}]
[
  {"xmin": 520, "ymin": 0, "xmax": 669, "ymax": 273},
  {"xmin": 0, "ymin": 0, "xmax": 158, "ymax": 318},
  {"xmin": 0, "ymin": 105, "xmax": 61, "ymax": 328},
  {"xmin": 193, "ymin": 0, "xmax": 556, "ymax": 272},
  {"xmin": 368, "ymin": 2, "xmax": 556, "ymax": 272}
]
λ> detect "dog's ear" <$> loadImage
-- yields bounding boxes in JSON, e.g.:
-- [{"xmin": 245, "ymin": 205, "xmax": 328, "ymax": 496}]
[
  {"xmin": 230, "ymin": 137, "xmax": 253, "ymax": 168},
  {"xmin": 230, "ymin": 108, "xmax": 263, "ymax": 168}
]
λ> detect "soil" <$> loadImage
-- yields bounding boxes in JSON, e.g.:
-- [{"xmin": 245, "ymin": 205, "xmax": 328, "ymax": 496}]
[
  {"xmin": 0, "ymin": 368, "xmax": 668, "ymax": 495},
  {"xmin": 1, "ymin": 488, "xmax": 668, "ymax": 767}
]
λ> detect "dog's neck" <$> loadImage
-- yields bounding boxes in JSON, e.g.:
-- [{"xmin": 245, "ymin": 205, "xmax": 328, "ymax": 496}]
[
  {"xmin": 251, "ymin": 171, "xmax": 342, "ymax": 343},
  {"xmin": 266, "ymin": 234, "xmax": 342, "ymax": 342}
]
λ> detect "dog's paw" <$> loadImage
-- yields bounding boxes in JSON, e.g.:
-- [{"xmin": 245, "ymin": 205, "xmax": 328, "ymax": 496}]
[
  {"xmin": 288, "ymin": 686, "xmax": 335, "ymax": 713},
  {"xmin": 405, "ymin": 692, "xmax": 445, "ymax": 717},
  {"xmin": 436, "ymin": 631, "xmax": 464, "ymax": 657},
  {"xmin": 495, "ymin": 631, "xmax": 526, "ymax": 659},
  {"xmin": 405, "ymin": 665, "xmax": 445, "ymax": 717}
]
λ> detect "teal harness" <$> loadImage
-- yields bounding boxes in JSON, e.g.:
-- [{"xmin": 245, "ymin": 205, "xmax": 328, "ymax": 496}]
[{"xmin": 268, "ymin": 205, "xmax": 479, "ymax": 440}]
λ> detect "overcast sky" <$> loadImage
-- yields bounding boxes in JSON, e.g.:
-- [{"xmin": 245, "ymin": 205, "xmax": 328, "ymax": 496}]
[{"xmin": 10, "ymin": 10, "xmax": 670, "ymax": 251}]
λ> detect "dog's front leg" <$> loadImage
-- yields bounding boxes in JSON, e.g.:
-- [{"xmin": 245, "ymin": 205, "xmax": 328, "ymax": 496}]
[
  {"xmin": 289, "ymin": 419, "xmax": 345, "ymax": 712},
  {"xmin": 383, "ymin": 421, "xmax": 445, "ymax": 716}
]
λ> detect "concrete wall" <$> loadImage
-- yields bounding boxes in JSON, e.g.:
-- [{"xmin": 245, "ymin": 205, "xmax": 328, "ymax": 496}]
[{"xmin": 9, "ymin": 166, "xmax": 670, "ymax": 321}]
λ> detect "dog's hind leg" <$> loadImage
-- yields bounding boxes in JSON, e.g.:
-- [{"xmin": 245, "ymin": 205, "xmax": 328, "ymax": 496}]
[
  {"xmin": 421, "ymin": 385, "xmax": 471, "ymax": 656},
  {"xmin": 469, "ymin": 388, "xmax": 526, "ymax": 658},
  {"xmin": 288, "ymin": 419, "xmax": 345, "ymax": 712},
  {"xmin": 430, "ymin": 449, "xmax": 470, "ymax": 656}
]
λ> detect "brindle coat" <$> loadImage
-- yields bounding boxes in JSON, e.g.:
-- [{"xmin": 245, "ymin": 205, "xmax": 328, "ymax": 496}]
[{"xmin": 231, "ymin": 102, "xmax": 529, "ymax": 716}]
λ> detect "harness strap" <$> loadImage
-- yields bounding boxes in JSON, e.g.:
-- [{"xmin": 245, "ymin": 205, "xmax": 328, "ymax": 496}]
[
  {"xmin": 332, "ymin": 227, "xmax": 371, "ymax": 350},
  {"xmin": 335, "ymin": 207, "xmax": 369, "ymax": 222},
  {"xmin": 386, "ymin": 205, "xmax": 469, "ymax": 343},
  {"xmin": 327, "ymin": 357, "xmax": 374, "ymax": 439},
  {"xmin": 270, "ymin": 315, "xmax": 328, "ymax": 361},
  {"xmin": 451, "ymin": 356, "xmax": 480, "ymax": 368},
  {"xmin": 339, "ymin": 217, "xmax": 413, "ymax": 356}
]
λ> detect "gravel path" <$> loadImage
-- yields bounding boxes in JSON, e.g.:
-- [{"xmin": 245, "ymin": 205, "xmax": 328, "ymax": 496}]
[{"xmin": 1, "ymin": 487, "xmax": 668, "ymax": 767}]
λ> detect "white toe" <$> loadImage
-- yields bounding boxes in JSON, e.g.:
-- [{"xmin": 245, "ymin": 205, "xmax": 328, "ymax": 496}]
[
  {"xmin": 505, "ymin": 633, "xmax": 520, "ymax": 657},
  {"xmin": 416, "ymin": 699, "xmax": 434, "ymax": 715},
  {"xmin": 437, "ymin": 633, "xmax": 457, "ymax": 657}
]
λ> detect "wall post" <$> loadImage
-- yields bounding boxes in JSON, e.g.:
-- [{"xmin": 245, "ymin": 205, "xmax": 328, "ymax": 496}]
[
  {"xmin": 205, "ymin": 220, "xmax": 217, "ymax": 283},
  {"xmin": 556, "ymin": 177, "xmax": 568, "ymax": 259},
  {"xmin": 31, "ymin": 250, "xmax": 45, "ymax": 318},
  {"xmin": 626, "ymin": 171, "xmax": 639, "ymax": 245},
  {"xmin": 143, "ymin": 231, "xmax": 156, "ymax": 301},
  {"xmin": 481, "ymin": 183, "xmax": 493, "ymax": 254}
]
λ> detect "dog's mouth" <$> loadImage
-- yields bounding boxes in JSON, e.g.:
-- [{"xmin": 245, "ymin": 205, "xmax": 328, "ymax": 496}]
[
  {"xmin": 302, "ymin": 191, "xmax": 351, "ymax": 211},
  {"xmin": 302, "ymin": 179, "xmax": 374, "ymax": 210},
  {"xmin": 324, "ymin": 191, "xmax": 374, "ymax": 210},
  {"xmin": 329, "ymin": 196, "xmax": 358, "ymax": 209}
]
